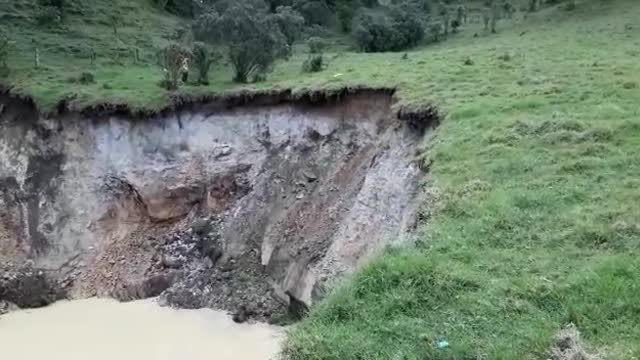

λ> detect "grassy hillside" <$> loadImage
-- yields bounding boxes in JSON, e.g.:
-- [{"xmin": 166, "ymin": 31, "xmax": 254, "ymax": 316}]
[
  {"xmin": 282, "ymin": 2, "xmax": 640, "ymax": 360},
  {"xmin": 3, "ymin": 0, "xmax": 640, "ymax": 359},
  {"xmin": 0, "ymin": 0, "xmax": 181, "ymax": 109}
]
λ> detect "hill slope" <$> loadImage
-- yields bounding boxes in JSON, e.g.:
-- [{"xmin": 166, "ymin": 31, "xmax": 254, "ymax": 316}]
[
  {"xmin": 2, "ymin": 1, "xmax": 640, "ymax": 359},
  {"xmin": 1, "ymin": 0, "xmax": 180, "ymax": 109},
  {"xmin": 281, "ymin": 2, "xmax": 640, "ymax": 360}
]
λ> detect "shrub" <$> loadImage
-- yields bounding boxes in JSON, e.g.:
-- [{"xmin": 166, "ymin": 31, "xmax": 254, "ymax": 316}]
[
  {"xmin": 192, "ymin": 42, "xmax": 220, "ymax": 85},
  {"xmin": 451, "ymin": 19, "xmax": 461, "ymax": 33},
  {"xmin": 428, "ymin": 23, "xmax": 442, "ymax": 42},
  {"xmin": 302, "ymin": 54, "xmax": 324, "ymax": 73},
  {"xmin": 78, "ymin": 72, "xmax": 95, "ymax": 84},
  {"xmin": 352, "ymin": 5, "xmax": 425, "ymax": 53},
  {"xmin": 307, "ymin": 37, "xmax": 326, "ymax": 54},
  {"xmin": 157, "ymin": 44, "xmax": 191, "ymax": 90},
  {"xmin": 352, "ymin": 12, "xmax": 394, "ymax": 52}
]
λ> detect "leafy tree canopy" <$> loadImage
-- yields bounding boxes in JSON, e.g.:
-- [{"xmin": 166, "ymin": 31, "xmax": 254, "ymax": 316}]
[{"xmin": 195, "ymin": 0, "xmax": 296, "ymax": 83}]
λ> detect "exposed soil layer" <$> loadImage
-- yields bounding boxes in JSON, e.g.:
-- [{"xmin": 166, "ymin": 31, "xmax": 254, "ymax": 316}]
[{"xmin": 0, "ymin": 90, "xmax": 437, "ymax": 321}]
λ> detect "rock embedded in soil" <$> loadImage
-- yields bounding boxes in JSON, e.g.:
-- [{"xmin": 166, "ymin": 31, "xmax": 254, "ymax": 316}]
[{"xmin": 0, "ymin": 264, "xmax": 64, "ymax": 309}]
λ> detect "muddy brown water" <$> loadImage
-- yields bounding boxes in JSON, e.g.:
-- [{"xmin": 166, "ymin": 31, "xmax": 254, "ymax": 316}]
[{"xmin": 0, "ymin": 298, "xmax": 283, "ymax": 360}]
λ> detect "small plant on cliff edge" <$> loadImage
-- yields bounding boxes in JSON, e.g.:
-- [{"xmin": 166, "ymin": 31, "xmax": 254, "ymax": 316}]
[
  {"xmin": 307, "ymin": 37, "xmax": 326, "ymax": 54},
  {"xmin": 302, "ymin": 37, "xmax": 325, "ymax": 73},
  {"xmin": 192, "ymin": 42, "xmax": 220, "ymax": 85},
  {"xmin": 0, "ymin": 27, "xmax": 10, "ymax": 78},
  {"xmin": 157, "ymin": 44, "xmax": 191, "ymax": 90},
  {"xmin": 302, "ymin": 54, "xmax": 325, "ymax": 73}
]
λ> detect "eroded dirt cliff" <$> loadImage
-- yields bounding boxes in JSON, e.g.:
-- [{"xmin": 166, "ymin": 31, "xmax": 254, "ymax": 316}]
[{"xmin": 0, "ymin": 91, "xmax": 437, "ymax": 321}]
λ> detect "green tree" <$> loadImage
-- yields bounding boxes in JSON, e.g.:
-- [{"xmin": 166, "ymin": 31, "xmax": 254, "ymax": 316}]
[
  {"xmin": 292, "ymin": 0, "xmax": 333, "ymax": 26},
  {"xmin": 195, "ymin": 0, "xmax": 291, "ymax": 83},
  {"xmin": 302, "ymin": 37, "xmax": 326, "ymax": 73},
  {"xmin": 353, "ymin": 3, "xmax": 425, "ymax": 53},
  {"xmin": 439, "ymin": 1, "xmax": 450, "ymax": 35},
  {"xmin": 336, "ymin": 0, "xmax": 356, "ymax": 32},
  {"xmin": 192, "ymin": 42, "xmax": 220, "ymax": 85},
  {"xmin": 156, "ymin": 0, "xmax": 198, "ymax": 17},
  {"xmin": 274, "ymin": 6, "xmax": 305, "ymax": 46}
]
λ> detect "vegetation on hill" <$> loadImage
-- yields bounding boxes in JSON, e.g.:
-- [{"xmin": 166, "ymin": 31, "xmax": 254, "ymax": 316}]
[
  {"xmin": 0, "ymin": 0, "xmax": 526, "ymax": 110},
  {"xmin": 281, "ymin": 2, "xmax": 640, "ymax": 359},
  {"xmin": 2, "ymin": 1, "xmax": 639, "ymax": 359}
]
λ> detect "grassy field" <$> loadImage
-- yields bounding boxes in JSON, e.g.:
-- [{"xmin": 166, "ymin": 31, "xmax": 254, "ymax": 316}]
[
  {"xmin": 282, "ymin": 2, "xmax": 640, "ymax": 360},
  {"xmin": 3, "ymin": 0, "xmax": 640, "ymax": 359}
]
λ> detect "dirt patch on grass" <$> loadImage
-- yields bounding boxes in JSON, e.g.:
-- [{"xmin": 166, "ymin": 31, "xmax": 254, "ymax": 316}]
[{"xmin": 548, "ymin": 324, "xmax": 599, "ymax": 360}]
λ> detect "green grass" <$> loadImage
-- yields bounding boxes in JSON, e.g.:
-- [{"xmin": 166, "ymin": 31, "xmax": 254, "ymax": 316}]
[
  {"xmin": 3, "ymin": 1, "xmax": 640, "ymax": 359},
  {"xmin": 281, "ymin": 2, "xmax": 640, "ymax": 360},
  {"xmin": 1, "ymin": 0, "xmax": 181, "ymax": 109}
]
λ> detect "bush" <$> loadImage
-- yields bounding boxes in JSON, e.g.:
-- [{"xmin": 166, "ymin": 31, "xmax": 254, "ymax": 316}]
[
  {"xmin": 302, "ymin": 54, "xmax": 324, "ymax": 73},
  {"xmin": 307, "ymin": 37, "xmax": 326, "ymax": 54},
  {"xmin": 352, "ymin": 5, "xmax": 425, "ymax": 53},
  {"xmin": 192, "ymin": 42, "xmax": 220, "ymax": 85},
  {"xmin": 78, "ymin": 72, "xmax": 95, "ymax": 84},
  {"xmin": 157, "ymin": 44, "xmax": 191, "ymax": 90},
  {"xmin": 428, "ymin": 23, "xmax": 442, "ymax": 42}
]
